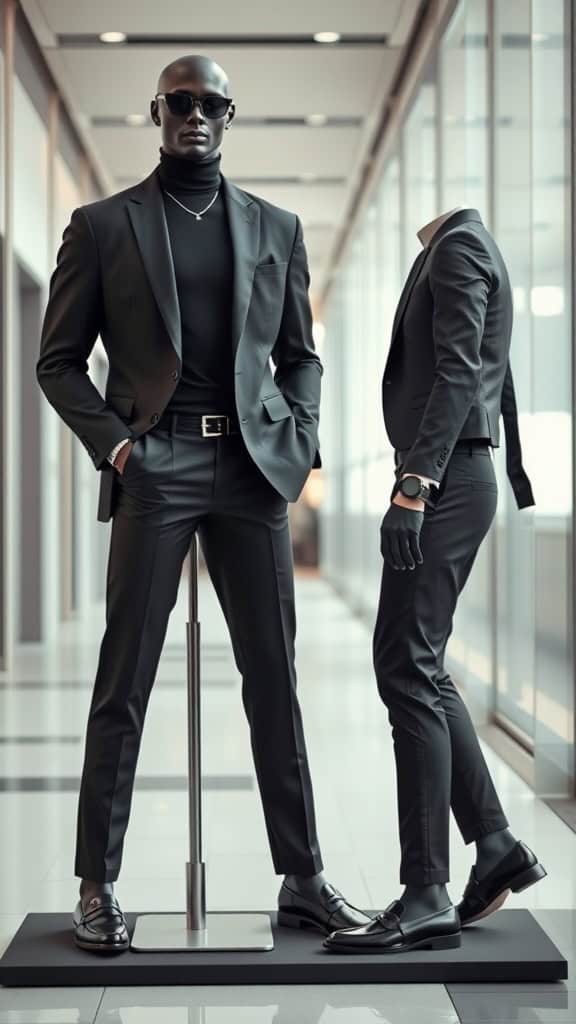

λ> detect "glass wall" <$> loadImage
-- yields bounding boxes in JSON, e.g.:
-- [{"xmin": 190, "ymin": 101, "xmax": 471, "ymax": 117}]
[
  {"xmin": 492, "ymin": 0, "xmax": 535, "ymax": 743},
  {"xmin": 319, "ymin": 0, "xmax": 574, "ymax": 797},
  {"xmin": 530, "ymin": 0, "xmax": 573, "ymax": 792}
]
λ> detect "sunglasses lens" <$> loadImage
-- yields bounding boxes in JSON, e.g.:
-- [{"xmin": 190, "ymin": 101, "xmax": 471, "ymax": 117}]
[
  {"xmin": 202, "ymin": 96, "xmax": 229, "ymax": 118},
  {"xmin": 164, "ymin": 93, "xmax": 191, "ymax": 116}
]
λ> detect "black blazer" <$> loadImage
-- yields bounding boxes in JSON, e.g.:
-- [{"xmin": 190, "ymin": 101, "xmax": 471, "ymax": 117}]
[
  {"xmin": 382, "ymin": 209, "xmax": 533, "ymax": 509},
  {"xmin": 36, "ymin": 167, "xmax": 323, "ymax": 522}
]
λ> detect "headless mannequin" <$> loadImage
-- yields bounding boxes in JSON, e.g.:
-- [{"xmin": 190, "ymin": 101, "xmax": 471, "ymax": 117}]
[{"xmin": 395, "ymin": 206, "xmax": 518, "ymax": 923}]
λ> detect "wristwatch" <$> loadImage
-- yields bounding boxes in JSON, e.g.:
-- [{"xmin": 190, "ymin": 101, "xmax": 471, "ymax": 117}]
[{"xmin": 394, "ymin": 475, "xmax": 439, "ymax": 507}]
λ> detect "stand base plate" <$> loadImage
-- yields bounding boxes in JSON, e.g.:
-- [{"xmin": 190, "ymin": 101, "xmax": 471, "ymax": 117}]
[
  {"xmin": 0, "ymin": 910, "xmax": 567, "ymax": 987},
  {"xmin": 131, "ymin": 912, "xmax": 273, "ymax": 952}
]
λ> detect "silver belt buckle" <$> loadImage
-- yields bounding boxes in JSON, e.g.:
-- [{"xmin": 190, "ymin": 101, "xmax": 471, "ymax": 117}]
[{"xmin": 201, "ymin": 414, "xmax": 228, "ymax": 437}]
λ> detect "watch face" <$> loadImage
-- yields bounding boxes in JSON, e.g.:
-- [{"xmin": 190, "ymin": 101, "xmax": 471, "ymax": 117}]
[{"xmin": 401, "ymin": 476, "xmax": 422, "ymax": 498}]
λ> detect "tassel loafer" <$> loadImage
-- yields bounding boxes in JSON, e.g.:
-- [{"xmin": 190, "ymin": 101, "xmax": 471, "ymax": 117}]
[
  {"xmin": 323, "ymin": 899, "xmax": 461, "ymax": 954},
  {"xmin": 458, "ymin": 840, "xmax": 547, "ymax": 926}
]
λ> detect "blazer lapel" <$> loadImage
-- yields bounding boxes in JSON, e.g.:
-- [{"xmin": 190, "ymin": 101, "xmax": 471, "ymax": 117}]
[
  {"xmin": 126, "ymin": 169, "xmax": 181, "ymax": 362},
  {"xmin": 389, "ymin": 245, "xmax": 431, "ymax": 349},
  {"xmin": 221, "ymin": 176, "xmax": 261, "ymax": 355},
  {"xmin": 125, "ymin": 169, "xmax": 261, "ymax": 362}
]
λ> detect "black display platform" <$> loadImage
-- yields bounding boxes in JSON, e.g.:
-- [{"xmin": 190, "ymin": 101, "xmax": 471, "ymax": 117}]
[{"xmin": 0, "ymin": 910, "xmax": 567, "ymax": 987}]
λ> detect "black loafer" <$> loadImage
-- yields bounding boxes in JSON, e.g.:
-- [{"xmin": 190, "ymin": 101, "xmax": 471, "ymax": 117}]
[
  {"xmin": 323, "ymin": 899, "xmax": 461, "ymax": 954},
  {"xmin": 458, "ymin": 840, "xmax": 547, "ymax": 926},
  {"xmin": 73, "ymin": 893, "xmax": 129, "ymax": 954},
  {"xmin": 277, "ymin": 879, "xmax": 371, "ymax": 935}
]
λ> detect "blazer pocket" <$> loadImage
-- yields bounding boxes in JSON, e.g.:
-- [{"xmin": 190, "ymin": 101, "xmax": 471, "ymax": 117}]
[
  {"xmin": 261, "ymin": 392, "xmax": 293, "ymax": 421},
  {"xmin": 108, "ymin": 394, "xmax": 135, "ymax": 420}
]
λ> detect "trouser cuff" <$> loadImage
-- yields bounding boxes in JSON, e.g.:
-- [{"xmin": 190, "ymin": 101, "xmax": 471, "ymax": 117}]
[
  {"xmin": 275, "ymin": 854, "xmax": 324, "ymax": 877},
  {"xmin": 460, "ymin": 816, "xmax": 510, "ymax": 845}
]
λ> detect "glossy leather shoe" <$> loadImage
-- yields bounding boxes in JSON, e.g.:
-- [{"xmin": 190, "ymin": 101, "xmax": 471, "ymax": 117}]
[
  {"xmin": 73, "ymin": 891, "xmax": 129, "ymax": 954},
  {"xmin": 323, "ymin": 899, "xmax": 461, "ymax": 954},
  {"xmin": 277, "ymin": 878, "xmax": 371, "ymax": 935},
  {"xmin": 458, "ymin": 840, "xmax": 546, "ymax": 926}
]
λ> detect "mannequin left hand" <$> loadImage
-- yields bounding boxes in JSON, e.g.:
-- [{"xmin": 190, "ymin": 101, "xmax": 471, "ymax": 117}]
[{"xmin": 380, "ymin": 500, "xmax": 424, "ymax": 570}]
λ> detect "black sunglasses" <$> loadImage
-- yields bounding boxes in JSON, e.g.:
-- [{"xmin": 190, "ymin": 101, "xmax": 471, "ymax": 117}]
[{"xmin": 155, "ymin": 92, "xmax": 233, "ymax": 119}]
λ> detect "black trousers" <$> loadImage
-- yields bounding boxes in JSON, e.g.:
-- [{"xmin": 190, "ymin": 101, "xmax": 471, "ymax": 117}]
[
  {"xmin": 75, "ymin": 415, "xmax": 323, "ymax": 882},
  {"xmin": 373, "ymin": 444, "xmax": 508, "ymax": 885}
]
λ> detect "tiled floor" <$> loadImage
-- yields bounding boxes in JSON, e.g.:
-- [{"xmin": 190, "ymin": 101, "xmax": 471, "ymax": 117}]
[{"xmin": 0, "ymin": 573, "xmax": 573, "ymax": 1022}]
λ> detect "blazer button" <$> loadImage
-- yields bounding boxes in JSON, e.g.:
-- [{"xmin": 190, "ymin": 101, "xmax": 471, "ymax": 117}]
[
  {"xmin": 151, "ymin": 413, "xmax": 159, "ymax": 423},
  {"xmin": 171, "ymin": 371, "xmax": 178, "ymax": 380}
]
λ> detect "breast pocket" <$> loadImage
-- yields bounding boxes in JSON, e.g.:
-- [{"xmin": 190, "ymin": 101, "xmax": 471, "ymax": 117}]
[
  {"xmin": 251, "ymin": 263, "xmax": 288, "ymax": 328},
  {"xmin": 255, "ymin": 260, "xmax": 288, "ymax": 273}
]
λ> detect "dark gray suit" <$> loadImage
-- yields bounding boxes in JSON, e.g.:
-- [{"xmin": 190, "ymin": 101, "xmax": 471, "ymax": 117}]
[
  {"xmin": 37, "ymin": 168, "xmax": 322, "ymax": 522},
  {"xmin": 382, "ymin": 209, "xmax": 533, "ymax": 508},
  {"xmin": 374, "ymin": 210, "xmax": 533, "ymax": 885},
  {"xmin": 36, "ymin": 166, "xmax": 324, "ymax": 883}
]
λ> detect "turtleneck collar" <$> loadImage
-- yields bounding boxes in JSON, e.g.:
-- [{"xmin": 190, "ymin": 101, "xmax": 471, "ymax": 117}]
[{"xmin": 157, "ymin": 147, "xmax": 222, "ymax": 192}]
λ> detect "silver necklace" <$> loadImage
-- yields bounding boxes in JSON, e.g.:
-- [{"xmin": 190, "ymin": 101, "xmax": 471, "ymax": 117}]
[{"xmin": 163, "ymin": 187, "xmax": 219, "ymax": 221}]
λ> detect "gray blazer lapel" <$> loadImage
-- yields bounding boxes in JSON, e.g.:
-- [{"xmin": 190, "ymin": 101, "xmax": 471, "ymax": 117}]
[
  {"xmin": 126, "ymin": 169, "xmax": 181, "ymax": 362},
  {"xmin": 221, "ymin": 176, "xmax": 261, "ymax": 356},
  {"xmin": 125, "ymin": 171, "xmax": 260, "ymax": 362}
]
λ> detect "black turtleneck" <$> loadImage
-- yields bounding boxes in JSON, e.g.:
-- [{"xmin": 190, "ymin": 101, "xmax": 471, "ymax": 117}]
[{"xmin": 157, "ymin": 147, "xmax": 235, "ymax": 415}]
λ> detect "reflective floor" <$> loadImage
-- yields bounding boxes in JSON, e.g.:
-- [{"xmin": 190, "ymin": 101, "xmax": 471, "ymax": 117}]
[{"xmin": 0, "ymin": 574, "xmax": 573, "ymax": 1022}]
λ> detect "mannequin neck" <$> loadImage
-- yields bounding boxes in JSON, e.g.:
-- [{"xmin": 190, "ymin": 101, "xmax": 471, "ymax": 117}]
[{"xmin": 417, "ymin": 207, "xmax": 463, "ymax": 247}]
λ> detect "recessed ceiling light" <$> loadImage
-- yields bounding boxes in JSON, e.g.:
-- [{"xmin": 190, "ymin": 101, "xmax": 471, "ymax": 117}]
[
  {"xmin": 532, "ymin": 33, "xmax": 549, "ymax": 42},
  {"xmin": 99, "ymin": 31, "xmax": 127, "ymax": 44},
  {"xmin": 313, "ymin": 31, "xmax": 341, "ymax": 44},
  {"xmin": 300, "ymin": 172, "xmax": 317, "ymax": 182},
  {"xmin": 125, "ymin": 114, "xmax": 147, "ymax": 126},
  {"xmin": 306, "ymin": 113, "xmax": 328, "ymax": 126}
]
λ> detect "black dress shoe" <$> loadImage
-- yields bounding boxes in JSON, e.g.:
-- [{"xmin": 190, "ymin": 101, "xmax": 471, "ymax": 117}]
[
  {"xmin": 458, "ymin": 840, "xmax": 547, "ymax": 926},
  {"xmin": 73, "ymin": 892, "xmax": 129, "ymax": 954},
  {"xmin": 323, "ymin": 899, "xmax": 461, "ymax": 954},
  {"xmin": 277, "ymin": 879, "xmax": 371, "ymax": 934}
]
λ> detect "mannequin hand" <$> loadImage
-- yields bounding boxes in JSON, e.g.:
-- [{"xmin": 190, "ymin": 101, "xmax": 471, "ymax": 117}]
[
  {"xmin": 380, "ymin": 502, "xmax": 424, "ymax": 570},
  {"xmin": 113, "ymin": 440, "xmax": 134, "ymax": 475}
]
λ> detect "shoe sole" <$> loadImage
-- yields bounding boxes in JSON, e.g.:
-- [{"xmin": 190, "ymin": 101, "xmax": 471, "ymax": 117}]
[
  {"xmin": 74, "ymin": 934, "xmax": 129, "ymax": 954},
  {"xmin": 324, "ymin": 931, "xmax": 462, "ymax": 954},
  {"xmin": 462, "ymin": 861, "xmax": 547, "ymax": 927}
]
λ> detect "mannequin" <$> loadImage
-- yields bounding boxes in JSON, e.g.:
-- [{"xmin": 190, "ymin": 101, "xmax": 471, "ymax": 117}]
[
  {"xmin": 399, "ymin": 204, "xmax": 518, "ymax": 924},
  {"xmin": 324, "ymin": 206, "xmax": 542, "ymax": 954}
]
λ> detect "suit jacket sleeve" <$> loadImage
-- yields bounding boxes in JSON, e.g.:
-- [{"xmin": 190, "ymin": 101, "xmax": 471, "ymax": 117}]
[
  {"xmin": 36, "ymin": 206, "xmax": 134, "ymax": 471},
  {"xmin": 271, "ymin": 215, "xmax": 323, "ymax": 469},
  {"xmin": 401, "ymin": 230, "xmax": 491, "ymax": 483}
]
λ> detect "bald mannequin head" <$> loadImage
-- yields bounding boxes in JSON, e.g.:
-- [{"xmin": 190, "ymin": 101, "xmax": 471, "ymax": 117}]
[{"xmin": 151, "ymin": 54, "xmax": 235, "ymax": 162}]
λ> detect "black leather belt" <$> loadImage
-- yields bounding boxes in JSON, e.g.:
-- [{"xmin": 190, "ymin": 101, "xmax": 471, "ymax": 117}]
[
  {"xmin": 394, "ymin": 438, "xmax": 491, "ymax": 467},
  {"xmin": 155, "ymin": 412, "xmax": 240, "ymax": 436}
]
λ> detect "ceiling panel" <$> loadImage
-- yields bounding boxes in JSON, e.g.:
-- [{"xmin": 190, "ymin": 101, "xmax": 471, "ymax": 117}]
[
  {"xmin": 54, "ymin": 47, "xmax": 398, "ymax": 118},
  {"xmin": 32, "ymin": 0, "xmax": 411, "ymax": 36}
]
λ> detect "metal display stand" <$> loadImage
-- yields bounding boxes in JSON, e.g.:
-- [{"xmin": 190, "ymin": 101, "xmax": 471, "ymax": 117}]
[{"xmin": 131, "ymin": 534, "xmax": 274, "ymax": 952}]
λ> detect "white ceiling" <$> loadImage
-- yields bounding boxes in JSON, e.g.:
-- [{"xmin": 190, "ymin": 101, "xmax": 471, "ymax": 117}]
[{"xmin": 21, "ymin": 0, "xmax": 423, "ymax": 302}]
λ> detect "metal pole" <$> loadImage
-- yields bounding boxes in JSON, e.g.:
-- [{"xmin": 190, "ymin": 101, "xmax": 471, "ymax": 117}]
[
  {"xmin": 185, "ymin": 533, "xmax": 206, "ymax": 931},
  {"xmin": 131, "ymin": 533, "xmax": 273, "ymax": 950}
]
